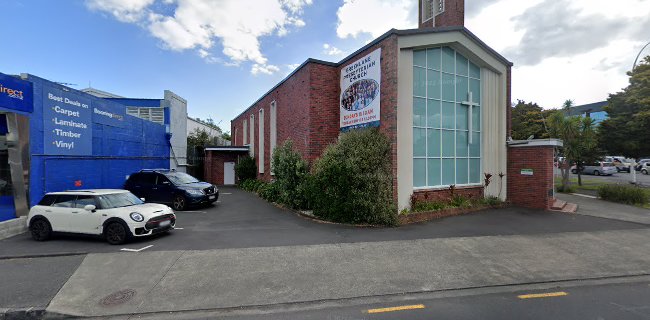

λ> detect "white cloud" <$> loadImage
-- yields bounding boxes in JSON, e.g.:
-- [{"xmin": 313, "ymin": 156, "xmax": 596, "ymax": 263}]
[
  {"xmin": 322, "ymin": 43, "xmax": 343, "ymax": 56},
  {"xmin": 251, "ymin": 64, "xmax": 281, "ymax": 76},
  {"xmin": 465, "ymin": 0, "xmax": 650, "ymax": 108},
  {"xmin": 86, "ymin": 0, "xmax": 154, "ymax": 22},
  {"xmin": 336, "ymin": 0, "xmax": 416, "ymax": 39},
  {"xmin": 87, "ymin": 0, "xmax": 312, "ymax": 74}
]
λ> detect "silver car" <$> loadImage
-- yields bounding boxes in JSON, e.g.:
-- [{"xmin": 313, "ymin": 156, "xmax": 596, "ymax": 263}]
[{"xmin": 572, "ymin": 161, "xmax": 617, "ymax": 176}]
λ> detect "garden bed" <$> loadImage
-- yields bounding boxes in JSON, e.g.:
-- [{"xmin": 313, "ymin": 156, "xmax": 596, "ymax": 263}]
[{"xmin": 398, "ymin": 203, "xmax": 508, "ymax": 225}]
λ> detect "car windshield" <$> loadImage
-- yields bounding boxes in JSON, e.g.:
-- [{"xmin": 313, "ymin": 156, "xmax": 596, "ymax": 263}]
[
  {"xmin": 602, "ymin": 162, "xmax": 614, "ymax": 167},
  {"xmin": 97, "ymin": 192, "xmax": 144, "ymax": 209},
  {"xmin": 165, "ymin": 172, "xmax": 200, "ymax": 185}
]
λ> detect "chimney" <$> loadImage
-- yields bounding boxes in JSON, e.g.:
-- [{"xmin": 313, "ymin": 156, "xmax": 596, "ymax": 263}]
[{"xmin": 418, "ymin": 0, "xmax": 465, "ymax": 29}]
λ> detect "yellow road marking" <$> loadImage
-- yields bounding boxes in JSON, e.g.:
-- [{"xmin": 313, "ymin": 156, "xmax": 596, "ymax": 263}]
[
  {"xmin": 366, "ymin": 304, "xmax": 425, "ymax": 314},
  {"xmin": 518, "ymin": 291, "xmax": 568, "ymax": 299}
]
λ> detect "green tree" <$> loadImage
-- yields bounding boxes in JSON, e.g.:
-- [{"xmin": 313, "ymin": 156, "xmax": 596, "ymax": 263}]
[
  {"xmin": 511, "ymin": 100, "xmax": 556, "ymax": 140},
  {"xmin": 598, "ymin": 55, "xmax": 650, "ymax": 159},
  {"xmin": 187, "ymin": 128, "xmax": 212, "ymax": 147},
  {"xmin": 548, "ymin": 110, "xmax": 601, "ymax": 188}
]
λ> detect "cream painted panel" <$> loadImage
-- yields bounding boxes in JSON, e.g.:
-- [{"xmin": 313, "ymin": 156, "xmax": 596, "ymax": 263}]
[
  {"xmin": 397, "ymin": 48, "xmax": 414, "ymax": 211},
  {"xmin": 481, "ymin": 68, "xmax": 508, "ymax": 200}
]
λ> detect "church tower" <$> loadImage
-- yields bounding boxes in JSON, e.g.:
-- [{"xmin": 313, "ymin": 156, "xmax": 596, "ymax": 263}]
[{"xmin": 418, "ymin": 0, "xmax": 465, "ymax": 29}]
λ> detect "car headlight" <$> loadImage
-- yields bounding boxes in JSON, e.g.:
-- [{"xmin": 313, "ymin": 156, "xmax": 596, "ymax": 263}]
[
  {"xmin": 130, "ymin": 212, "xmax": 144, "ymax": 222},
  {"xmin": 185, "ymin": 189, "xmax": 204, "ymax": 196}
]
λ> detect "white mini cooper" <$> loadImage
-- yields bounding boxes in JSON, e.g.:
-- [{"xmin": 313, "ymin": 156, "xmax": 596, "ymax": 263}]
[{"xmin": 27, "ymin": 189, "xmax": 176, "ymax": 245}]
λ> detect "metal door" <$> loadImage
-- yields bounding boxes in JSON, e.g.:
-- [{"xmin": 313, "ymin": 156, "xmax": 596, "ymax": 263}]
[{"xmin": 224, "ymin": 162, "xmax": 235, "ymax": 185}]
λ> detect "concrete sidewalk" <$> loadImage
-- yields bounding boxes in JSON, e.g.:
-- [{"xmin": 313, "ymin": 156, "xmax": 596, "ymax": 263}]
[
  {"xmin": 47, "ymin": 228, "xmax": 650, "ymax": 318},
  {"xmin": 556, "ymin": 193, "xmax": 650, "ymax": 225}
]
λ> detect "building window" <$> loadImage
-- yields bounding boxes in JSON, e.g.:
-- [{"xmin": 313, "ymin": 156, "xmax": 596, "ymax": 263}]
[
  {"xmin": 243, "ymin": 119, "xmax": 248, "ymax": 145},
  {"xmin": 258, "ymin": 109, "xmax": 265, "ymax": 173},
  {"xmin": 422, "ymin": 0, "xmax": 433, "ymax": 23},
  {"xmin": 270, "ymin": 101, "xmax": 277, "ymax": 175},
  {"xmin": 249, "ymin": 114, "xmax": 255, "ymax": 158},
  {"xmin": 413, "ymin": 46, "xmax": 481, "ymax": 189},
  {"xmin": 126, "ymin": 107, "xmax": 164, "ymax": 124}
]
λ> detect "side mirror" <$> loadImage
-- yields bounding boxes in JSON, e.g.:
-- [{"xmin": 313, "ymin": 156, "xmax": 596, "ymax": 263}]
[
  {"xmin": 84, "ymin": 204, "xmax": 96, "ymax": 211},
  {"xmin": 140, "ymin": 198, "xmax": 146, "ymax": 202}
]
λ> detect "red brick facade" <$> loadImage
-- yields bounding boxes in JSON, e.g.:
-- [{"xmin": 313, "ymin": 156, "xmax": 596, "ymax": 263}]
[
  {"xmin": 230, "ymin": 36, "xmax": 399, "ymax": 196},
  {"xmin": 411, "ymin": 186, "xmax": 483, "ymax": 204},
  {"xmin": 507, "ymin": 146, "xmax": 555, "ymax": 210},
  {"xmin": 204, "ymin": 150, "xmax": 247, "ymax": 185},
  {"xmin": 418, "ymin": 0, "xmax": 465, "ymax": 29}
]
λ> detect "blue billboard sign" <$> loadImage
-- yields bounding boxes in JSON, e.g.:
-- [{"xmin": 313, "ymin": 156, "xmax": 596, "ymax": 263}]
[
  {"xmin": 0, "ymin": 73, "xmax": 33, "ymax": 113},
  {"xmin": 43, "ymin": 86, "xmax": 93, "ymax": 155}
]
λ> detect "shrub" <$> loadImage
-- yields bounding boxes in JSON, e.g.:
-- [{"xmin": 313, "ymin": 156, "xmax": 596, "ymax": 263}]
[
  {"xmin": 271, "ymin": 140, "xmax": 310, "ymax": 209},
  {"xmin": 450, "ymin": 195, "xmax": 471, "ymax": 208},
  {"xmin": 258, "ymin": 182, "xmax": 280, "ymax": 203},
  {"xmin": 556, "ymin": 184, "xmax": 576, "ymax": 193},
  {"xmin": 412, "ymin": 200, "xmax": 448, "ymax": 212},
  {"xmin": 481, "ymin": 196, "xmax": 503, "ymax": 206},
  {"xmin": 311, "ymin": 128, "xmax": 397, "ymax": 226},
  {"xmin": 235, "ymin": 155, "xmax": 257, "ymax": 183},
  {"xmin": 597, "ymin": 184, "xmax": 649, "ymax": 205}
]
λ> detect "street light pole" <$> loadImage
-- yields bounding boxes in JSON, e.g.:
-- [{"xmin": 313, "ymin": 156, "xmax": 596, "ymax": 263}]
[{"xmin": 630, "ymin": 41, "xmax": 649, "ymax": 185}]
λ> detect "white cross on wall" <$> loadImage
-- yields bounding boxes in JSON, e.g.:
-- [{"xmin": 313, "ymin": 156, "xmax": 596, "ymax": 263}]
[{"xmin": 461, "ymin": 91, "xmax": 479, "ymax": 144}]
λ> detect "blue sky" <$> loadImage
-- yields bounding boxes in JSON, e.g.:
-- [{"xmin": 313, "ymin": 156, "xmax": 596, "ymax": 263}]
[{"xmin": 2, "ymin": 0, "xmax": 649, "ymax": 132}]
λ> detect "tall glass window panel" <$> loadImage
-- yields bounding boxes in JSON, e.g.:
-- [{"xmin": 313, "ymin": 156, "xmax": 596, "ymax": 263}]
[
  {"xmin": 456, "ymin": 130, "xmax": 468, "ymax": 157},
  {"xmin": 413, "ymin": 67, "xmax": 426, "ymax": 97},
  {"xmin": 456, "ymin": 76, "xmax": 468, "ymax": 102},
  {"xmin": 456, "ymin": 54, "xmax": 468, "ymax": 76},
  {"xmin": 441, "ymin": 73, "xmax": 455, "ymax": 101},
  {"xmin": 469, "ymin": 78, "xmax": 481, "ymax": 105},
  {"xmin": 427, "ymin": 70, "xmax": 441, "ymax": 99},
  {"xmin": 472, "ymin": 106, "xmax": 480, "ymax": 132},
  {"xmin": 469, "ymin": 159, "xmax": 481, "ymax": 184},
  {"xmin": 469, "ymin": 132, "xmax": 480, "ymax": 157},
  {"xmin": 427, "ymin": 99, "xmax": 441, "ymax": 128},
  {"xmin": 441, "ymin": 102, "xmax": 455, "ymax": 129},
  {"xmin": 442, "ymin": 130, "xmax": 455, "ymax": 157},
  {"xmin": 456, "ymin": 158, "xmax": 468, "ymax": 184},
  {"xmin": 413, "ymin": 128, "xmax": 426, "ymax": 157},
  {"xmin": 427, "ymin": 129, "xmax": 440, "ymax": 157},
  {"xmin": 456, "ymin": 104, "xmax": 468, "ymax": 131},
  {"xmin": 413, "ymin": 97, "xmax": 426, "ymax": 127},
  {"xmin": 469, "ymin": 61, "xmax": 481, "ymax": 79},
  {"xmin": 414, "ymin": 159, "xmax": 426, "ymax": 187},
  {"xmin": 414, "ymin": 50, "xmax": 426, "ymax": 67},
  {"xmin": 427, "ymin": 159, "xmax": 441, "ymax": 187},
  {"xmin": 427, "ymin": 48, "xmax": 441, "ymax": 70},
  {"xmin": 441, "ymin": 47, "xmax": 455, "ymax": 73},
  {"xmin": 442, "ymin": 159, "xmax": 455, "ymax": 185}
]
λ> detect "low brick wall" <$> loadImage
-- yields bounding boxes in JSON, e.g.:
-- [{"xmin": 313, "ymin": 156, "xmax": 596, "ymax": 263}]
[
  {"xmin": 411, "ymin": 186, "xmax": 484, "ymax": 204},
  {"xmin": 0, "ymin": 217, "xmax": 27, "ymax": 240}
]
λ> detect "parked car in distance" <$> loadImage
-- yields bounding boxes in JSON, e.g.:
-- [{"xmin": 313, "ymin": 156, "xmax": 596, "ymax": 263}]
[
  {"xmin": 640, "ymin": 162, "xmax": 650, "ymax": 175},
  {"xmin": 571, "ymin": 161, "xmax": 617, "ymax": 176},
  {"xmin": 124, "ymin": 169, "xmax": 219, "ymax": 211},
  {"xmin": 635, "ymin": 159, "xmax": 650, "ymax": 171},
  {"xmin": 605, "ymin": 156, "xmax": 634, "ymax": 172},
  {"xmin": 27, "ymin": 189, "xmax": 176, "ymax": 245}
]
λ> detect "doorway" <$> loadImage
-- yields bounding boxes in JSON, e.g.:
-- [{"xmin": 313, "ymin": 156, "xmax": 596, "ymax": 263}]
[{"xmin": 224, "ymin": 162, "xmax": 235, "ymax": 185}]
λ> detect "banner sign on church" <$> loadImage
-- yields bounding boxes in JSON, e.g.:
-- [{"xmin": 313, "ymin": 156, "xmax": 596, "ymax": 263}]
[{"xmin": 340, "ymin": 48, "xmax": 381, "ymax": 131}]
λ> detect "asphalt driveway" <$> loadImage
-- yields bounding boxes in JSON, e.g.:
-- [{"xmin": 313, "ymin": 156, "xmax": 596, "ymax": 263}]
[{"xmin": 1, "ymin": 186, "xmax": 648, "ymax": 258}]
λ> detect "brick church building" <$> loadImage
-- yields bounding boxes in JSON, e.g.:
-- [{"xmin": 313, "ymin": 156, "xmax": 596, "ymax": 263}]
[{"xmin": 206, "ymin": 0, "xmax": 559, "ymax": 211}]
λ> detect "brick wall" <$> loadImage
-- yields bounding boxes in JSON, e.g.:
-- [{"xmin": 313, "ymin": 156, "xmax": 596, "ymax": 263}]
[
  {"xmin": 507, "ymin": 146, "xmax": 555, "ymax": 209},
  {"xmin": 418, "ymin": 0, "xmax": 465, "ymax": 29},
  {"xmin": 411, "ymin": 186, "xmax": 483, "ymax": 204},
  {"xmin": 204, "ymin": 151, "xmax": 247, "ymax": 185},
  {"xmin": 337, "ymin": 35, "xmax": 399, "ymax": 202}
]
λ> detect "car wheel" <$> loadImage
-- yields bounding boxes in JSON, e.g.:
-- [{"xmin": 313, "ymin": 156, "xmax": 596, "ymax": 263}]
[
  {"xmin": 643, "ymin": 169, "xmax": 648, "ymax": 175},
  {"xmin": 594, "ymin": 170, "xmax": 600, "ymax": 176},
  {"xmin": 172, "ymin": 195, "xmax": 186, "ymax": 211},
  {"xmin": 104, "ymin": 222, "xmax": 129, "ymax": 245},
  {"xmin": 30, "ymin": 218, "xmax": 52, "ymax": 241},
  {"xmin": 571, "ymin": 169, "xmax": 577, "ymax": 174}
]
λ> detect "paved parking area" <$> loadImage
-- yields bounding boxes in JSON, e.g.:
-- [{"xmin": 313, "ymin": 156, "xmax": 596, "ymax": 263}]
[{"xmin": 1, "ymin": 186, "xmax": 648, "ymax": 258}]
